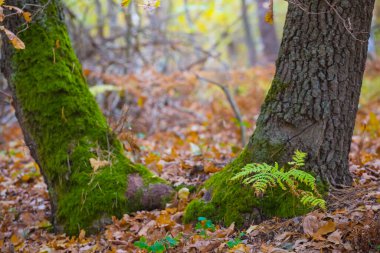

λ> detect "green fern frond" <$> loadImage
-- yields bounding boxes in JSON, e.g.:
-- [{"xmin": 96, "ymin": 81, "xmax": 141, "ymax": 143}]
[
  {"xmin": 300, "ymin": 192, "xmax": 326, "ymax": 210},
  {"xmin": 230, "ymin": 150, "xmax": 326, "ymax": 211},
  {"xmin": 288, "ymin": 150, "xmax": 307, "ymax": 167},
  {"xmin": 286, "ymin": 169, "xmax": 317, "ymax": 192},
  {"xmin": 231, "ymin": 163, "xmax": 272, "ymax": 181}
]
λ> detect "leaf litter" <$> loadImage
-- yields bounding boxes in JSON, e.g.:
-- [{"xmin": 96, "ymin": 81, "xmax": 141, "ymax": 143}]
[{"xmin": 1, "ymin": 66, "xmax": 380, "ymax": 252}]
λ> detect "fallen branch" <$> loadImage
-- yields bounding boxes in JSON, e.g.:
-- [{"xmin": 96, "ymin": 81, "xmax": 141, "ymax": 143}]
[{"xmin": 195, "ymin": 74, "xmax": 247, "ymax": 147}]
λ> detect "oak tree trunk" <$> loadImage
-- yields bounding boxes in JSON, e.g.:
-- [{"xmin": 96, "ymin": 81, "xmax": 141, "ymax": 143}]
[
  {"xmin": 1, "ymin": 0, "xmax": 173, "ymax": 235},
  {"xmin": 185, "ymin": 0, "xmax": 375, "ymax": 226}
]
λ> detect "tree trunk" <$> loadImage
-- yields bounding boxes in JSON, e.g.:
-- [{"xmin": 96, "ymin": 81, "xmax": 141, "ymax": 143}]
[
  {"xmin": 256, "ymin": 0, "xmax": 279, "ymax": 63},
  {"xmin": 241, "ymin": 0, "xmax": 257, "ymax": 66},
  {"xmin": 0, "ymin": 0, "xmax": 173, "ymax": 235},
  {"xmin": 185, "ymin": 0, "xmax": 374, "ymax": 227}
]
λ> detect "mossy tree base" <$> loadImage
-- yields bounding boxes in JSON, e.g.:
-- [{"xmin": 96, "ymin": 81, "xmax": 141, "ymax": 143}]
[
  {"xmin": 1, "ymin": 0, "xmax": 173, "ymax": 235},
  {"xmin": 183, "ymin": 148, "xmax": 313, "ymax": 226}
]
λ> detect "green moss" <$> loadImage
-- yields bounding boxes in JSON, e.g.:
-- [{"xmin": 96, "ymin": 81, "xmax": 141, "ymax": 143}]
[
  {"xmin": 9, "ymin": 0, "xmax": 170, "ymax": 235},
  {"xmin": 184, "ymin": 148, "xmax": 322, "ymax": 227},
  {"xmin": 264, "ymin": 77, "xmax": 289, "ymax": 104}
]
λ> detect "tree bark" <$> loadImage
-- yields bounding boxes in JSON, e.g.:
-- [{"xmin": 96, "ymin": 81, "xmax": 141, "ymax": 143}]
[
  {"xmin": 241, "ymin": 0, "xmax": 257, "ymax": 66},
  {"xmin": 256, "ymin": 0, "xmax": 279, "ymax": 63},
  {"xmin": 185, "ymin": 0, "xmax": 375, "ymax": 226},
  {"xmin": 1, "ymin": 0, "xmax": 173, "ymax": 235}
]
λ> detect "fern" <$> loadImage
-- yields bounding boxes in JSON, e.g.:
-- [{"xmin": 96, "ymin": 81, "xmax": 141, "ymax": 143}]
[{"xmin": 231, "ymin": 150, "xmax": 326, "ymax": 210}]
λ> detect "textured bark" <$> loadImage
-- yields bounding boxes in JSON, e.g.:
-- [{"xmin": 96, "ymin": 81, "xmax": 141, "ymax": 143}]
[
  {"xmin": 256, "ymin": 0, "xmax": 279, "ymax": 62},
  {"xmin": 1, "ymin": 0, "xmax": 173, "ymax": 235},
  {"xmin": 247, "ymin": 0, "xmax": 375, "ymax": 186},
  {"xmin": 185, "ymin": 0, "xmax": 375, "ymax": 226},
  {"xmin": 241, "ymin": 0, "xmax": 257, "ymax": 66}
]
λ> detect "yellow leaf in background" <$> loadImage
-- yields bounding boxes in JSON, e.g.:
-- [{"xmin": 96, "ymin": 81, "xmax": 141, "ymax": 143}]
[
  {"xmin": 10, "ymin": 234, "xmax": 21, "ymax": 246},
  {"xmin": 264, "ymin": 12, "xmax": 273, "ymax": 25},
  {"xmin": 2, "ymin": 27, "xmax": 25, "ymax": 49},
  {"xmin": 121, "ymin": 0, "xmax": 131, "ymax": 7},
  {"xmin": 137, "ymin": 96, "xmax": 146, "ymax": 107},
  {"xmin": 0, "ymin": 1, "xmax": 4, "ymax": 6},
  {"xmin": 23, "ymin": 11, "xmax": 32, "ymax": 23},
  {"xmin": 155, "ymin": 0, "xmax": 160, "ymax": 8},
  {"xmin": 264, "ymin": 0, "xmax": 274, "ymax": 25}
]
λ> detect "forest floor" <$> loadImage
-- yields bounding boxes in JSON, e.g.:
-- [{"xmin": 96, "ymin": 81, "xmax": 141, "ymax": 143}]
[{"xmin": 1, "ymin": 66, "xmax": 380, "ymax": 252}]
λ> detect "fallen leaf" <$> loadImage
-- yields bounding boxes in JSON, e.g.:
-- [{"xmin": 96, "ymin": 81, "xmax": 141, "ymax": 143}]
[
  {"xmin": 1, "ymin": 27, "xmax": 25, "ymax": 49},
  {"xmin": 312, "ymin": 220, "xmax": 336, "ymax": 241},
  {"xmin": 228, "ymin": 243, "xmax": 251, "ymax": 253},
  {"xmin": 302, "ymin": 214, "xmax": 319, "ymax": 236},
  {"xmin": 89, "ymin": 158, "xmax": 110, "ymax": 172},
  {"xmin": 22, "ymin": 11, "xmax": 32, "ymax": 22},
  {"xmin": 327, "ymin": 229, "xmax": 342, "ymax": 244}
]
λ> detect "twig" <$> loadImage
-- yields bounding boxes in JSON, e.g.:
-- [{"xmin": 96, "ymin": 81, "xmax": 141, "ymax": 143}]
[{"xmin": 195, "ymin": 74, "xmax": 247, "ymax": 147}]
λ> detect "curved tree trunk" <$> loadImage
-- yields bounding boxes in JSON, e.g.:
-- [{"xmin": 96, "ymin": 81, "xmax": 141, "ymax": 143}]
[
  {"xmin": 1, "ymin": 0, "xmax": 173, "ymax": 235},
  {"xmin": 256, "ymin": 0, "xmax": 279, "ymax": 63},
  {"xmin": 185, "ymin": 0, "xmax": 375, "ymax": 226}
]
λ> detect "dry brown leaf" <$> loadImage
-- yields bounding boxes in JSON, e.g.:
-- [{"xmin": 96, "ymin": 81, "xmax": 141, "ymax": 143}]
[
  {"xmin": 268, "ymin": 248, "xmax": 292, "ymax": 253},
  {"xmin": 138, "ymin": 220, "xmax": 156, "ymax": 236},
  {"xmin": 312, "ymin": 220, "xmax": 336, "ymax": 241},
  {"xmin": 1, "ymin": 27, "xmax": 25, "ymax": 49},
  {"xmin": 327, "ymin": 229, "xmax": 342, "ymax": 244},
  {"xmin": 89, "ymin": 158, "xmax": 110, "ymax": 172},
  {"xmin": 302, "ymin": 214, "xmax": 320, "ymax": 236},
  {"xmin": 156, "ymin": 210, "xmax": 175, "ymax": 228},
  {"xmin": 275, "ymin": 231, "xmax": 297, "ymax": 242},
  {"xmin": 228, "ymin": 243, "xmax": 251, "ymax": 253}
]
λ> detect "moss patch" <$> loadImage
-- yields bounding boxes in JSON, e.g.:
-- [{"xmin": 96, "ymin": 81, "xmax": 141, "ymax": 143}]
[{"xmin": 264, "ymin": 77, "xmax": 289, "ymax": 104}]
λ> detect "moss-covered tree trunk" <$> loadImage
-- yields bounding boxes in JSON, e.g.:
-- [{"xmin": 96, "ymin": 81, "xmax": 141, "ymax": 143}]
[
  {"xmin": 185, "ymin": 0, "xmax": 375, "ymax": 226},
  {"xmin": 1, "ymin": 0, "xmax": 173, "ymax": 235}
]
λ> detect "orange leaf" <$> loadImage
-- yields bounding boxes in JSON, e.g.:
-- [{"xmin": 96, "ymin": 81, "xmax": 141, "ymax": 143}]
[
  {"xmin": 1, "ymin": 27, "xmax": 25, "ymax": 49},
  {"xmin": 264, "ymin": 0, "xmax": 274, "ymax": 25},
  {"xmin": 312, "ymin": 220, "xmax": 336, "ymax": 241},
  {"xmin": 10, "ymin": 234, "xmax": 21, "ymax": 246},
  {"xmin": 22, "ymin": 11, "xmax": 32, "ymax": 22}
]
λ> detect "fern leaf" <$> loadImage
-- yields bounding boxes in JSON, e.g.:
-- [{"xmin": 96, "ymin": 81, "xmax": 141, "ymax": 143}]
[{"xmin": 288, "ymin": 150, "xmax": 307, "ymax": 168}]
